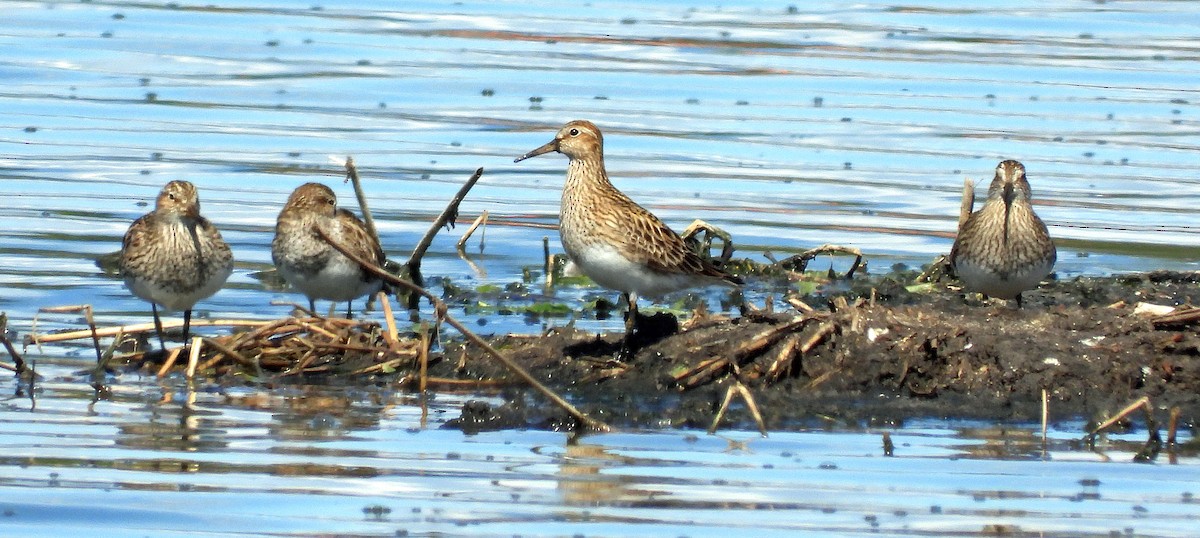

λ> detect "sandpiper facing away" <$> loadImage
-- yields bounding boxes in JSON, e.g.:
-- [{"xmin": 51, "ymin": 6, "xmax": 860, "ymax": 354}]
[
  {"xmin": 119, "ymin": 180, "xmax": 233, "ymax": 350},
  {"xmin": 272, "ymin": 182, "xmax": 385, "ymax": 317},
  {"xmin": 950, "ymin": 159, "xmax": 1056, "ymax": 307},
  {"xmin": 515, "ymin": 120, "xmax": 742, "ymax": 351}
]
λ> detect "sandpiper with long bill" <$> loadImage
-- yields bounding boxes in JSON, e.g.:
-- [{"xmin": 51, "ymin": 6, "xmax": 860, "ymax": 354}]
[{"xmin": 515, "ymin": 120, "xmax": 742, "ymax": 352}]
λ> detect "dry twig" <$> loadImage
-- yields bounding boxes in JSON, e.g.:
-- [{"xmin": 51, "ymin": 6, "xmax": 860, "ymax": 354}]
[
  {"xmin": 34, "ymin": 305, "xmax": 103, "ymax": 363},
  {"xmin": 29, "ymin": 319, "xmax": 271, "ymax": 345},
  {"xmin": 681, "ymin": 219, "xmax": 735, "ymax": 264},
  {"xmin": 1150, "ymin": 306, "xmax": 1200, "ymax": 328},
  {"xmin": 456, "ymin": 210, "xmax": 489, "ymax": 251},
  {"xmin": 405, "ymin": 167, "xmax": 485, "ymax": 293},
  {"xmin": 776, "ymin": 244, "xmax": 864, "ymax": 279},
  {"xmin": 708, "ymin": 381, "xmax": 767, "ymax": 436},
  {"xmin": 344, "ymin": 156, "xmax": 380, "ymax": 248},
  {"xmin": 1085, "ymin": 396, "xmax": 1150, "ymax": 442}
]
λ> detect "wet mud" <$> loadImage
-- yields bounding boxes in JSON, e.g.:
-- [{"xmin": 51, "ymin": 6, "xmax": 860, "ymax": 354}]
[
  {"xmin": 27, "ymin": 269, "xmax": 1200, "ymax": 435},
  {"xmin": 441, "ymin": 270, "xmax": 1200, "ymax": 433}
]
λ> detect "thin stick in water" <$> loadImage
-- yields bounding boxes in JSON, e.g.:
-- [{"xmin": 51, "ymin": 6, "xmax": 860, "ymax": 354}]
[
  {"xmin": 186, "ymin": 336, "xmax": 202, "ymax": 379},
  {"xmin": 456, "ymin": 210, "xmax": 489, "ymax": 251},
  {"xmin": 344, "ymin": 156, "xmax": 380, "ymax": 247},
  {"xmin": 405, "ymin": 167, "xmax": 485, "ymax": 287}
]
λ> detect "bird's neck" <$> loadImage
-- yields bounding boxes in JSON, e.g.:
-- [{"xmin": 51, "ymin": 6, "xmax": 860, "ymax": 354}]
[{"xmin": 564, "ymin": 156, "xmax": 611, "ymax": 196}]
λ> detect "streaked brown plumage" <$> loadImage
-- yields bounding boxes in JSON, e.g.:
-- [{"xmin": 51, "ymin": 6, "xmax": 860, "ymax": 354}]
[
  {"xmin": 515, "ymin": 120, "xmax": 742, "ymax": 350},
  {"xmin": 119, "ymin": 180, "xmax": 233, "ymax": 350},
  {"xmin": 950, "ymin": 160, "xmax": 1056, "ymax": 306},
  {"xmin": 272, "ymin": 182, "xmax": 385, "ymax": 317}
]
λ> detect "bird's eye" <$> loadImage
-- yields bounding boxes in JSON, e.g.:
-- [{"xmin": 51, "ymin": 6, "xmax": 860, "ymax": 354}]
[
  {"xmin": 569, "ymin": 128, "xmax": 580, "ymax": 136},
  {"xmin": 167, "ymin": 193, "xmax": 176, "ymax": 201}
]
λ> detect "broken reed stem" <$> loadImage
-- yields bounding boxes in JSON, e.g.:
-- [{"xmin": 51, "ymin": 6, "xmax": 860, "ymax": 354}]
[
  {"xmin": 456, "ymin": 210, "xmax": 489, "ymax": 251},
  {"xmin": 764, "ymin": 333, "xmax": 803, "ymax": 380},
  {"xmin": 297, "ymin": 320, "xmax": 339, "ymax": 340},
  {"xmin": 201, "ymin": 336, "xmax": 257, "ymax": 368},
  {"xmin": 379, "ymin": 291, "xmax": 400, "ymax": 347},
  {"xmin": 186, "ymin": 336, "xmax": 202, "ymax": 379},
  {"xmin": 735, "ymin": 382, "xmax": 768, "ymax": 436},
  {"xmin": 676, "ymin": 357, "xmax": 728, "ymax": 388},
  {"xmin": 708, "ymin": 381, "xmax": 767, "ymax": 436},
  {"xmin": 764, "ymin": 319, "xmax": 836, "ymax": 381},
  {"xmin": 1150, "ymin": 306, "xmax": 1200, "ymax": 328},
  {"xmin": 419, "ymin": 328, "xmax": 430, "ymax": 393},
  {"xmin": 156, "ymin": 347, "xmax": 183, "ymax": 378},
  {"xmin": 315, "ymin": 222, "xmax": 609, "ymax": 432},
  {"xmin": 1168, "ymin": 407, "xmax": 1180, "ymax": 446},
  {"xmin": 405, "ymin": 167, "xmax": 485, "ymax": 288},
  {"xmin": 1041, "ymin": 388, "xmax": 1049, "ymax": 444},
  {"xmin": 785, "ymin": 295, "xmax": 815, "ymax": 314},
  {"xmin": 30, "ymin": 319, "xmax": 272, "ymax": 345},
  {"xmin": 544, "ymin": 238, "xmax": 554, "ymax": 288},
  {"xmin": 344, "ymin": 156, "xmax": 380, "ymax": 249},
  {"xmin": 1086, "ymin": 396, "xmax": 1151, "ymax": 441},
  {"xmin": 34, "ymin": 305, "xmax": 103, "ymax": 364},
  {"xmin": 709, "ymin": 384, "xmax": 738, "ymax": 434}
]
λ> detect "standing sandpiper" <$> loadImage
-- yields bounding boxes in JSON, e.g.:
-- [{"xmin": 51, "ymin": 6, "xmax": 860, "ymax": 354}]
[
  {"xmin": 120, "ymin": 180, "xmax": 233, "ymax": 350},
  {"xmin": 950, "ymin": 159, "xmax": 1056, "ymax": 307},
  {"xmin": 515, "ymin": 120, "xmax": 742, "ymax": 351},
  {"xmin": 272, "ymin": 182, "xmax": 385, "ymax": 317}
]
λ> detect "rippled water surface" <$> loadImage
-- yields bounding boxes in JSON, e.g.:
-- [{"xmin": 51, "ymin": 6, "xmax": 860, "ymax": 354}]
[
  {"xmin": 2, "ymin": 359, "xmax": 1198, "ymax": 537},
  {"xmin": 2, "ymin": 1, "xmax": 1199, "ymax": 535}
]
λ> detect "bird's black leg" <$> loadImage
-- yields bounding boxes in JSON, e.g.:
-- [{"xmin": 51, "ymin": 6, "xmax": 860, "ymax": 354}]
[
  {"xmin": 618, "ymin": 292, "xmax": 639, "ymax": 359},
  {"xmin": 182, "ymin": 309, "xmax": 192, "ymax": 347},
  {"xmin": 151, "ymin": 303, "xmax": 167, "ymax": 351}
]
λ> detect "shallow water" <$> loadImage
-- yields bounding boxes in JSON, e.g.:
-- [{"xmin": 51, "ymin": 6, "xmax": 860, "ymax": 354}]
[
  {"xmin": 2, "ymin": 1, "xmax": 1200, "ymax": 535},
  {"xmin": 1, "ymin": 359, "xmax": 1197, "ymax": 537}
]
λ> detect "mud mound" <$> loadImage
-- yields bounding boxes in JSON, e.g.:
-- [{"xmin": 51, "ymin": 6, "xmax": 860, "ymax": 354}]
[{"xmin": 442, "ymin": 272, "xmax": 1200, "ymax": 431}]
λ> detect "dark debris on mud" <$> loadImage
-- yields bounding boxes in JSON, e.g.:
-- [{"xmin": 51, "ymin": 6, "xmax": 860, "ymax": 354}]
[{"xmin": 439, "ymin": 270, "xmax": 1200, "ymax": 433}]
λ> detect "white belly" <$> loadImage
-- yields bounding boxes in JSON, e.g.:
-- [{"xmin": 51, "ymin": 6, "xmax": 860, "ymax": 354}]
[
  {"xmin": 568, "ymin": 242, "xmax": 708, "ymax": 299},
  {"xmin": 277, "ymin": 256, "xmax": 381, "ymax": 302},
  {"xmin": 955, "ymin": 257, "xmax": 1053, "ymax": 299},
  {"xmin": 125, "ymin": 265, "xmax": 231, "ymax": 312}
]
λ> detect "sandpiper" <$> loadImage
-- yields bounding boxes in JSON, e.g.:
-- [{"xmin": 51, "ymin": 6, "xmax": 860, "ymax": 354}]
[
  {"xmin": 515, "ymin": 120, "xmax": 742, "ymax": 350},
  {"xmin": 950, "ymin": 159, "xmax": 1056, "ymax": 307},
  {"xmin": 120, "ymin": 180, "xmax": 233, "ymax": 350},
  {"xmin": 272, "ymin": 182, "xmax": 385, "ymax": 317}
]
